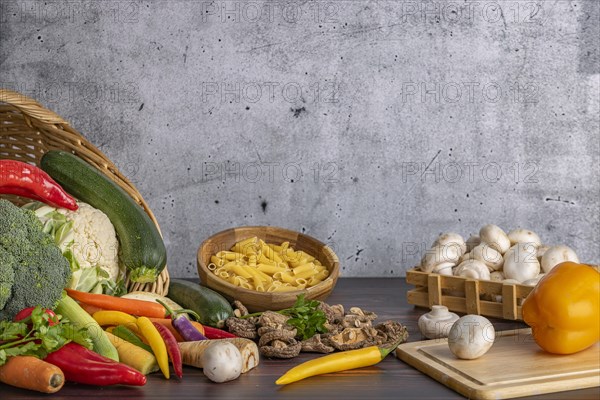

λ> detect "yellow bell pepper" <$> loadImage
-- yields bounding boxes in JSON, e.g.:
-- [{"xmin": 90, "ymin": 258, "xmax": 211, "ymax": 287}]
[{"xmin": 522, "ymin": 262, "xmax": 599, "ymax": 354}]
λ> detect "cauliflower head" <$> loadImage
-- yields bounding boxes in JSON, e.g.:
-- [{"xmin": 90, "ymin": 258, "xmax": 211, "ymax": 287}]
[
  {"xmin": 23, "ymin": 201, "xmax": 125, "ymax": 295},
  {"xmin": 63, "ymin": 202, "xmax": 121, "ymax": 281}
]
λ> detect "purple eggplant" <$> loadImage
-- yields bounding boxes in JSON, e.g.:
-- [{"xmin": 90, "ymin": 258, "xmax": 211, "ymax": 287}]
[{"xmin": 156, "ymin": 299, "xmax": 208, "ymax": 341}]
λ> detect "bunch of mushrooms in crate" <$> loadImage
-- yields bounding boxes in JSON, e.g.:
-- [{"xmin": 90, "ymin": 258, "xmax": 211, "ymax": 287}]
[{"xmin": 419, "ymin": 224, "xmax": 580, "ymax": 288}]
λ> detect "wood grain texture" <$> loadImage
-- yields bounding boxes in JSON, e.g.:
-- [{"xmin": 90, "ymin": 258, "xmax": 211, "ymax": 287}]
[
  {"xmin": 397, "ymin": 329, "xmax": 600, "ymax": 400},
  {"xmin": 1, "ymin": 279, "xmax": 598, "ymax": 399},
  {"xmin": 406, "ymin": 268, "xmax": 534, "ymax": 320}
]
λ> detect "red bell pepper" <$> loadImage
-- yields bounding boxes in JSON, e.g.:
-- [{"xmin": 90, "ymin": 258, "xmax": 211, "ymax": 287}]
[
  {"xmin": 0, "ymin": 159, "xmax": 78, "ymax": 210},
  {"xmin": 45, "ymin": 343, "xmax": 146, "ymax": 386}
]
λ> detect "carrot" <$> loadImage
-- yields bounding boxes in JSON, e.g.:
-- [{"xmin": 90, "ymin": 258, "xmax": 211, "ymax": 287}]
[
  {"xmin": 0, "ymin": 356, "xmax": 65, "ymax": 393},
  {"xmin": 78, "ymin": 301, "xmax": 105, "ymax": 316},
  {"xmin": 65, "ymin": 288, "xmax": 166, "ymax": 318},
  {"xmin": 148, "ymin": 318, "xmax": 205, "ymax": 341}
]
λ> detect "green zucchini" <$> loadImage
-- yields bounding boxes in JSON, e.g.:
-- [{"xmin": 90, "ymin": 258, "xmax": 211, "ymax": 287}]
[
  {"xmin": 40, "ymin": 150, "xmax": 167, "ymax": 283},
  {"xmin": 55, "ymin": 294, "xmax": 119, "ymax": 361},
  {"xmin": 167, "ymin": 279, "xmax": 233, "ymax": 328}
]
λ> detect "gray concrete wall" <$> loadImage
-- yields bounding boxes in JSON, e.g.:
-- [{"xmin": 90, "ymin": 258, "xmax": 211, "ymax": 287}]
[{"xmin": 1, "ymin": 0, "xmax": 598, "ymax": 278}]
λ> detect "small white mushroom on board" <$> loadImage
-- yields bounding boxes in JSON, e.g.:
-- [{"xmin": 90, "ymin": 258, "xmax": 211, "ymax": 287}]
[
  {"xmin": 448, "ymin": 315, "xmax": 495, "ymax": 360},
  {"xmin": 540, "ymin": 245, "xmax": 579, "ymax": 273},
  {"xmin": 201, "ymin": 342, "xmax": 243, "ymax": 383},
  {"xmin": 418, "ymin": 305, "xmax": 459, "ymax": 339}
]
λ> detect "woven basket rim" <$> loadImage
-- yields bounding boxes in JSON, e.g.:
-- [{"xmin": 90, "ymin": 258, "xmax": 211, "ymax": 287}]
[{"xmin": 0, "ymin": 88, "xmax": 170, "ymax": 295}]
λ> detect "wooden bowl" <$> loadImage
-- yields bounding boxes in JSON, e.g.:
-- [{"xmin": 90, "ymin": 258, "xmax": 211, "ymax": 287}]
[{"xmin": 197, "ymin": 226, "xmax": 340, "ymax": 312}]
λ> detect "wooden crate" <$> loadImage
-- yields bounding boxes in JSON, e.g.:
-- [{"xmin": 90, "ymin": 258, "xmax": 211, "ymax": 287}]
[{"xmin": 406, "ymin": 268, "xmax": 534, "ymax": 320}]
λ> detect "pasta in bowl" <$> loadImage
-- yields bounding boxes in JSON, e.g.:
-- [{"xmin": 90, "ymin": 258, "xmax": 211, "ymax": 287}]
[{"xmin": 197, "ymin": 226, "xmax": 340, "ymax": 312}]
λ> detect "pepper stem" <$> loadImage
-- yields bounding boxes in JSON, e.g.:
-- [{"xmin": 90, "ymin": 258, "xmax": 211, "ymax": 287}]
[
  {"xmin": 378, "ymin": 336, "xmax": 405, "ymax": 360},
  {"xmin": 155, "ymin": 299, "xmax": 201, "ymax": 322}
]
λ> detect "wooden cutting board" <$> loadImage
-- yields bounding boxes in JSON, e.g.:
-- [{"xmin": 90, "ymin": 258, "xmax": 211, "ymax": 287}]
[{"xmin": 395, "ymin": 328, "xmax": 600, "ymax": 399}]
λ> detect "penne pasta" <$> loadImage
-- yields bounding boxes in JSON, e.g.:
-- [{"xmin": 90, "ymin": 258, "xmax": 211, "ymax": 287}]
[
  {"xmin": 257, "ymin": 253, "xmax": 277, "ymax": 266},
  {"xmin": 295, "ymin": 278, "xmax": 307, "ymax": 286},
  {"xmin": 231, "ymin": 264, "xmax": 254, "ymax": 280},
  {"xmin": 257, "ymin": 263, "xmax": 288, "ymax": 275},
  {"xmin": 293, "ymin": 263, "xmax": 315, "ymax": 275},
  {"xmin": 209, "ymin": 237, "xmax": 331, "ymax": 293},
  {"xmin": 293, "ymin": 269, "xmax": 318, "ymax": 280},
  {"xmin": 211, "ymin": 255, "xmax": 226, "ymax": 267},
  {"xmin": 307, "ymin": 276, "xmax": 322, "ymax": 287}
]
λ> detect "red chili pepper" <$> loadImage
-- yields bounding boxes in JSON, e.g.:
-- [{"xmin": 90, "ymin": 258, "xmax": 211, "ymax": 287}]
[
  {"xmin": 45, "ymin": 343, "xmax": 146, "ymax": 386},
  {"xmin": 153, "ymin": 322, "xmax": 183, "ymax": 379},
  {"xmin": 0, "ymin": 159, "xmax": 78, "ymax": 210},
  {"xmin": 203, "ymin": 325, "xmax": 237, "ymax": 339},
  {"xmin": 13, "ymin": 307, "xmax": 59, "ymax": 326}
]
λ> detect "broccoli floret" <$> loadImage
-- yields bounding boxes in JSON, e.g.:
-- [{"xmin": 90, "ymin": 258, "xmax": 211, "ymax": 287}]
[
  {"xmin": 0, "ymin": 248, "xmax": 15, "ymax": 310},
  {"xmin": 0, "ymin": 199, "xmax": 71, "ymax": 319}
]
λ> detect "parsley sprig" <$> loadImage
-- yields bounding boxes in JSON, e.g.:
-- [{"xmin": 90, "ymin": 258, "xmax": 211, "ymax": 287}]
[
  {"xmin": 0, "ymin": 306, "xmax": 92, "ymax": 366},
  {"xmin": 241, "ymin": 294, "xmax": 328, "ymax": 340}
]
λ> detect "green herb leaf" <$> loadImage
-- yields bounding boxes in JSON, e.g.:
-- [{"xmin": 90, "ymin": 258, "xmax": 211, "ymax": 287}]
[
  {"xmin": 0, "ymin": 306, "xmax": 92, "ymax": 366},
  {"xmin": 280, "ymin": 294, "xmax": 328, "ymax": 340},
  {"xmin": 0, "ymin": 321, "xmax": 28, "ymax": 341}
]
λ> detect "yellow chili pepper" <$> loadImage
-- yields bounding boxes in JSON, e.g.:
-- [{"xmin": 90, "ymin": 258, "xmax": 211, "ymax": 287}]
[
  {"xmin": 93, "ymin": 310, "xmax": 137, "ymax": 328},
  {"xmin": 276, "ymin": 338, "xmax": 403, "ymax": 385},
  {"xmin": 137, "ymin": 316, "xmax": 170, "ymax": 379},
  {"xmin": 522, "ymin": 262, "xmax": 599, "ymax": 355}
]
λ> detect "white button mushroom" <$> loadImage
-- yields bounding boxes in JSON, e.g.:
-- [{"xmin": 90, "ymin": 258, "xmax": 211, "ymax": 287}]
[
  {"xmin": 433, "ymin": 233, "xmax": 467, "ymax": 256},
  {"xmin": 454, "ymin": 259, "xmax": 491, "ymax": 280},
  {"xmin": 507, "ymin": 229, "xmax": 542, "ymax": 247},
  {"xmin": 479, "ymin": 224, "xmax": 511, "ymax": 254},
  {"xmin": 490, "ymin": 271, "xmax": 505, "ymax": 282},
  {"xmin": 432, "ymin": 262, "xmax": 455, "ymax": 276},
  {"xmin": 418, "ymin": 305, "xmax": 460, "ymax": 339},
  {"xmin": 420, "ymin": 244, "xmax": 462, "ymax": 273},
  {"xmin": 448, "ymin": 315, "xmax": 495, "ymax": 360},
  {"xmin": 465, "ymin": 235, "xmax": 481, "ymax": 253},
  {"xmin": 536, "ymin": 244, "xmax": 550, "ymax": 262},
  {"xmin": 540, "ymin": 245, "xmax": 579, "ymax": 273},
  {"xmin": 522, "ymin": 274, "xmax": 545, "ymax": 286},
  {"xmin": 201, "ymin": 342, "xmax": 243, "ymax": 383},
  {"xmin": 470, "ymin": 244, "xmax": 503, "ymax": 271},
  {"xmin": 503, "ymin": 243, "xmax": 540, "ymax": 282}
]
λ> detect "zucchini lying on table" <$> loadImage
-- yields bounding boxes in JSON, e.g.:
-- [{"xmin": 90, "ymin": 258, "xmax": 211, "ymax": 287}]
[
  {"xmin": 40, "ymin": 150, "xmax": 167, "ymax": 284},
  {"xmin": 168, "ymin": 279, "xmax": 233, "ymax": 328}
]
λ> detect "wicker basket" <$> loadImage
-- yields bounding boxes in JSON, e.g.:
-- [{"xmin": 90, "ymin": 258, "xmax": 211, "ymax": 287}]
[
  {"xmin": 406, "ymin": 268, "xmax": 534, "ymax": 320},
  {"xmin": 0, "ymin": 89, "xmax": 169, "ymax": 296}
]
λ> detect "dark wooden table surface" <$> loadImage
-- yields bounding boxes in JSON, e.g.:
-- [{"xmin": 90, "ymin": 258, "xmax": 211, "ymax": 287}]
[{"xmin": 2, "ymin": 278, "xmax": 599, "ymax": 399}]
